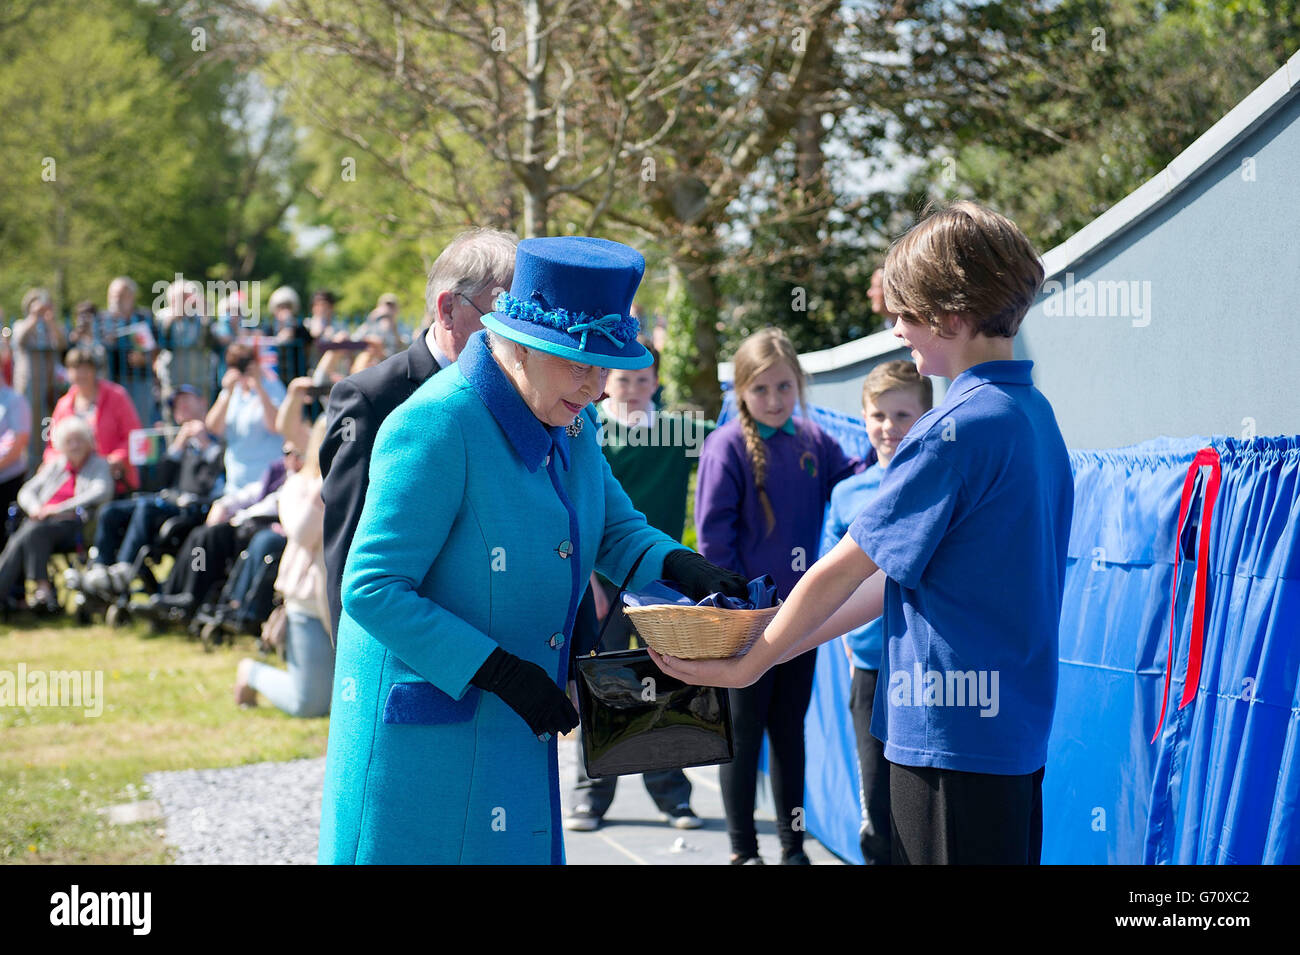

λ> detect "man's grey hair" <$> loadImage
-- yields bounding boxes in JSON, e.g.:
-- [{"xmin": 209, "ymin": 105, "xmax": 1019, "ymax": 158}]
[
  {"xmin": 53, "ymin": 415, "xmax": 95, "ymax": 454},
  {"xmin": 425, "ymin": 228, "xmax": 518, "ymax": 318},
  {"xmin": 108, "ymin": 276, "xmax": 138, "ymax": 295}
]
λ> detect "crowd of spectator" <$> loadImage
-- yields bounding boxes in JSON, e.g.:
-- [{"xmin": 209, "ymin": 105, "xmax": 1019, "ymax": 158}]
[{"xmin": 0, "ymin": 276, "xmax": 417, "ymax": 716}]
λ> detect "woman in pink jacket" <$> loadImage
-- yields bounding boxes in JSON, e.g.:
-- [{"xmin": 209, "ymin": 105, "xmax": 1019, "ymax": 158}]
[
  {"xmin": 233, "ymin": 416, "xmax": 334, "ymax": 717},
  {"xmin": 46, "ymin": 347, "xmax": 143, "ymax": 494}
]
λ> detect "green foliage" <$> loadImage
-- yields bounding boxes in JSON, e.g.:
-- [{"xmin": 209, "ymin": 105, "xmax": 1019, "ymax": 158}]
[
  {"xmin": 0, "ymin": 1, "xmax": 196, "ymax": 310},
  {"xmin": 0, "ymin": 0, "xmax": 307, "ymax": 317},
  {"xmin": 718, "ymin": 0, "xmax": 1300, "ymax": 358},
  {"xmin": 883, "ymin": 0, "xmax": 1300, "ymax": 252},
  {"xmin": 661, "ymin": 280, "xmax": 711, "ymax": 412},
  {"xmin": 721, "ymin": 239, "xmax": 886, "ymax": 359}
]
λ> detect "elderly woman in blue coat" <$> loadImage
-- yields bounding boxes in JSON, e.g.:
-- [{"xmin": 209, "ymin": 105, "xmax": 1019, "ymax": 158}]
[{"xmin": 319, "ymin": 237, "xmax": 747, "ymax": 864}]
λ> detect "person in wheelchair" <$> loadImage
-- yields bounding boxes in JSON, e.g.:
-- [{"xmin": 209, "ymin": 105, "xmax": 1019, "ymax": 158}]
[
  {"xmin": 0, "ymin": 418, "xmax": 112, "ymax": 614},
  {"xmin": 145, "ymin": 437, "xmax": 298, "ymax": 621},
  {"xmin": 72, "ymin": 385, "xmax": 225, "ymax": 600}
]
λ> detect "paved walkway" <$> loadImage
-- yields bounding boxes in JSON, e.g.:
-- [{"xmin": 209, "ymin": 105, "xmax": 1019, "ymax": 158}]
[
  {"xmin": 557, "ymin": 735, "xmax": 843, "ymax": 865},
  {"xmin": 144, "ymin": 735, "xmax": 844, "ymax": 865}
]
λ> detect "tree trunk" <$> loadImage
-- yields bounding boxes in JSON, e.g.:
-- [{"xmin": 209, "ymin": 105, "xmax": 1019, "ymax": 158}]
[
  {"xmin": 663, "ymin": 237, "xmax": 722, "ymax": 419},
  {"xmin": 52, "ymin": 187, "xmax": 68, "ymax": 315},
  {"xmin": 521, "ymin": 0, "xmax": 549, "ymax": 237}
]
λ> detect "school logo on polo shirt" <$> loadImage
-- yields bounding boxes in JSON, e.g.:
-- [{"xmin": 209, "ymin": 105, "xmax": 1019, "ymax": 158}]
[{"xmin": 799, "ymin": 451, "xmax": 817, "ymax": 479}]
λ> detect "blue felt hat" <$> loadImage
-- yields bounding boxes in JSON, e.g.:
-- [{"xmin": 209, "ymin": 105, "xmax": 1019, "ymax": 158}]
[{"xmin": 480, "ymin": 236, "xmax": 652, "ymax": 370}]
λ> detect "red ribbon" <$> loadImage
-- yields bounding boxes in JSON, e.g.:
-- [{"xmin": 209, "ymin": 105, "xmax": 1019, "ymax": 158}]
[{"xmin": 1152, "ymin": 447, "xmax": 1222, "ymax": 743}]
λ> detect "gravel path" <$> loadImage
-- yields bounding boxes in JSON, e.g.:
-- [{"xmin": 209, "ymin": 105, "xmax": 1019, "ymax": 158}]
[
  {"xmin": 145, "ymin": 758, "xmax": 324, "ymax": 865},
  {"xmin": 146, "ymin": 741, "xmax": 843, "ymax": 864}
]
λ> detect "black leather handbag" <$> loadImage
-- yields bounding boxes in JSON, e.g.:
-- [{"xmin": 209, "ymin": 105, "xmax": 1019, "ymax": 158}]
[{"xmin": 573, "ymin": 549, "xmax": 735, "ymax": 778}]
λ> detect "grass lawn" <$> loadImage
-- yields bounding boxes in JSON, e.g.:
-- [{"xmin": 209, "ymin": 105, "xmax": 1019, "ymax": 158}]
[{"xmin": 0, "ymin": 614, "xmax": 329, "ymax": 864}]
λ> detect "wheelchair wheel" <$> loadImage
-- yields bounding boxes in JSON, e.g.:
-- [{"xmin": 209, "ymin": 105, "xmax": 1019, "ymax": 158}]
[
  {"xmin": 105, "ymin": 604, "xmax": 127, "ymax": 628},
  {"xmin": 200, "ymin": 620, "xmax": 221, "ymax": 653}
]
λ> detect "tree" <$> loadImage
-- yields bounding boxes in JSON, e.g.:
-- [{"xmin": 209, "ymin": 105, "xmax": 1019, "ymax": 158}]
[
  {"xmin": 212, "ymin": 0, "xmax": 854, "ymax": 414},
  {"xmin": 864, "ymin": 0, "xmax": 1300, "ymax": 251},
  {"xmin": 0, "ymin": 0, "xmax": 306, "ymax": 314},
  {"xmin": 0, "ymin": 1, "xmax": 200, "ymax": 311}
]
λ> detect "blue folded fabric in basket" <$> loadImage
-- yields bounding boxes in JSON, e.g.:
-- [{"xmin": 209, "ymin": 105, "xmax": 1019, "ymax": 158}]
[{"xmin": 622, "ymin": 575, "xmax": 779, "ymax": 611}]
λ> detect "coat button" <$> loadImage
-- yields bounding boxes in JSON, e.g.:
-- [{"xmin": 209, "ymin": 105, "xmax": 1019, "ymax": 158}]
[
  {"xmin": 555, "ymin": 539, "xmax": 573, "ymax": 559},
  {"xmin": 548, "ymin": 632, "xmax": 565, "ymax": 649}
]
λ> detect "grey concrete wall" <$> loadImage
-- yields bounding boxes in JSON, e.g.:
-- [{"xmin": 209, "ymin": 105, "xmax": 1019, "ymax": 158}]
[
  {"xmin": 804, "ymin": 346, "xmax": 948, "ymax": 418},
  {"xmin": 1017, "ymin": 91, "xmax": 1300, "ymax": 449}
]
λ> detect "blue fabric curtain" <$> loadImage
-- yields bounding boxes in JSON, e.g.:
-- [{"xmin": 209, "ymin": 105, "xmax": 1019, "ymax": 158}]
[
  {"xmin": 804, "ymin": 636, "xmax": 866, "ymax": 864},
  {"xmin": 1050, "ymin": 435, "xmax": 1300, "ymax": 863},
  {"xmin": 1048, "ymin": 436, "xmax": 1213, "ymax": 863},
  {"xmin": 1142, "ymin": 436, "xmax": 1300, "ymax": 864}
]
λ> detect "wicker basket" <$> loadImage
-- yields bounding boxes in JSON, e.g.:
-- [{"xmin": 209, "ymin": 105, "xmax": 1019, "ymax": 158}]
[{"xmin": 624, "ymin": 601, "xmax": 781, "ymax": 660}]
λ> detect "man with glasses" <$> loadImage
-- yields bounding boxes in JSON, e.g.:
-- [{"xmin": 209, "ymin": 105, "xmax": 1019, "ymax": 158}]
[{"xmin": 319, "ymin": 228, "xmax": 518, "ymax": 639}]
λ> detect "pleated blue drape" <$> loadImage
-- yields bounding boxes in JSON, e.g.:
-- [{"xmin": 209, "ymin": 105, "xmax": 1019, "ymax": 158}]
[{"xmin": 1140, "ymin": 436, "xmax": 1300, "ymax": 864}]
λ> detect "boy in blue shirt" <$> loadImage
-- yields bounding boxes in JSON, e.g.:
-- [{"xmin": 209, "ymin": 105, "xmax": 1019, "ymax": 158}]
[
  {"xmin": 654, "ymin": 201, "xmax": 1074, "ymax": 864},
  {"xmin": 821, "ymin": 360, "xmax": 932, "ymax": 865}
]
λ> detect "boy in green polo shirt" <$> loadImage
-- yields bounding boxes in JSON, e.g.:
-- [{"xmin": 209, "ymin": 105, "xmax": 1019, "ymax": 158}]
[{"xmin": 565, "ymin": 335, "xmax": 715, "ymax": 833}]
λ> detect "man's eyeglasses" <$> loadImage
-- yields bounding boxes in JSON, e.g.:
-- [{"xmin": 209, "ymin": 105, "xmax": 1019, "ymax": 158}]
[{"xmin": 458, "ymin": 293, "xmax": 488, "ymax": 317}]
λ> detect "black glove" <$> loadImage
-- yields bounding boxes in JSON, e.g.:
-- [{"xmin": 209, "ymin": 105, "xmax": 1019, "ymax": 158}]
[
  {"xmin": 470, "ymin": 648, "xmax": 579, "ymax": 738},
  {"xmin": 662, "ymin": 550, "xmax": 750, "ymax": 602}
]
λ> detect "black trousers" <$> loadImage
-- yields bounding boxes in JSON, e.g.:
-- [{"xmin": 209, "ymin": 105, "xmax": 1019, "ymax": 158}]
[
  {"xmin": 720, "ymin": 649, "xmax": 817, "ymax": 857},
  {"xmin": 849, "ymin": 667, "xmax": 892, "ymax": 865},
  {"xmin": 0, "ymin": 474, "xmax": 24, "ymax": 552},
  {"xmin": 889, "ymin": 761, "xmax": 1045, "ymax": 865},
  {"xmin": 0, "ymin": 515, "xmax": 81, "ymax": 596},
  {"xmin": 164, "ymin": 522, "xmax": 247, "ymax": 603}
]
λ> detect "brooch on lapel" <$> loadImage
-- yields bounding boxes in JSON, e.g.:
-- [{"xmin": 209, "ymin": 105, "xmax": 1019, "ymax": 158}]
[{"xmin": 566, "ymin": 416, "xmax": 584, "ymax": 438}]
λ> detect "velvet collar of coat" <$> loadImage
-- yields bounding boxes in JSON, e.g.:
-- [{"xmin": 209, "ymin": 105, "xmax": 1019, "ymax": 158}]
[{"xmin": 460, "ymin": 329, "xmax": 572, "ymax": 473}]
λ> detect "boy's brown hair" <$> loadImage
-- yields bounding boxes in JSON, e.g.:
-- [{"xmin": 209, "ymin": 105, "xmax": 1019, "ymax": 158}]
[
  {"xmin": 862, "ymin": 360, "xmax": 933, "ymax": 411},
  {"xmin": 636, "ymin": 333, "xmax": 660, "ymax": 376},
  {"xmin": 884, "ymin": 200, "xmax": 1044, "ymax": 338}
]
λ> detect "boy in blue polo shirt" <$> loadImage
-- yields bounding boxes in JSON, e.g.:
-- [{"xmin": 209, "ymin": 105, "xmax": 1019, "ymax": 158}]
[{"xmin": 653, "ymin": 200, "xmax": 1074, "ymax": 864}]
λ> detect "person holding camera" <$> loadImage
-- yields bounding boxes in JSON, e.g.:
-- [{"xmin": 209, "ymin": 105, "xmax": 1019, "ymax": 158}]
[
  {"xmin": 206, "ymin": 342, "xmax": 286, "ymax": 496},
  {"xmin": 276, "ymin": 376, "xmax": 319, "ymax": 454}
]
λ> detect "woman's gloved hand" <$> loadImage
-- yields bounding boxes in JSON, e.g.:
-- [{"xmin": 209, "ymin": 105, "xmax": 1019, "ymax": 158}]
[
  {"xmin": 663, "ymin": 549, "xmax": 750, "ymax": 602},
  {"xmin": 470, "ymin": 648, "xmax": 579, "ymax": 737}
]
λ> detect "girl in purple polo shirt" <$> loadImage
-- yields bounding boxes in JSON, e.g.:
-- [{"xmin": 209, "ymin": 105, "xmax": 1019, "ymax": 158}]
[{"xmin": 695, "ymin": 327, "xmax": 859, "ymax": 865}]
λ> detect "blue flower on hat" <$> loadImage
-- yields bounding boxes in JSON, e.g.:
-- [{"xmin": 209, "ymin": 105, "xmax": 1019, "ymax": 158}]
[{"xmin": 491, "ymin": 290, "xmax": 638, "ymax": 352}]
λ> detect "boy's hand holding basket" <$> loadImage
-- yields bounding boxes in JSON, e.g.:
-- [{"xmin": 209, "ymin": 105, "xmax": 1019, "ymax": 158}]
[{"xmin": 627, "ymin": 551, "xmax": 780, "ymax": 660}]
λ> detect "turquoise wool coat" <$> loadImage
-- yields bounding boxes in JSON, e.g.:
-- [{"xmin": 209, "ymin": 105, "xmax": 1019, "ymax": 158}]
[{"xmin": 318, "ymin": 331, "xmax": 688, "ymax": 864}]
